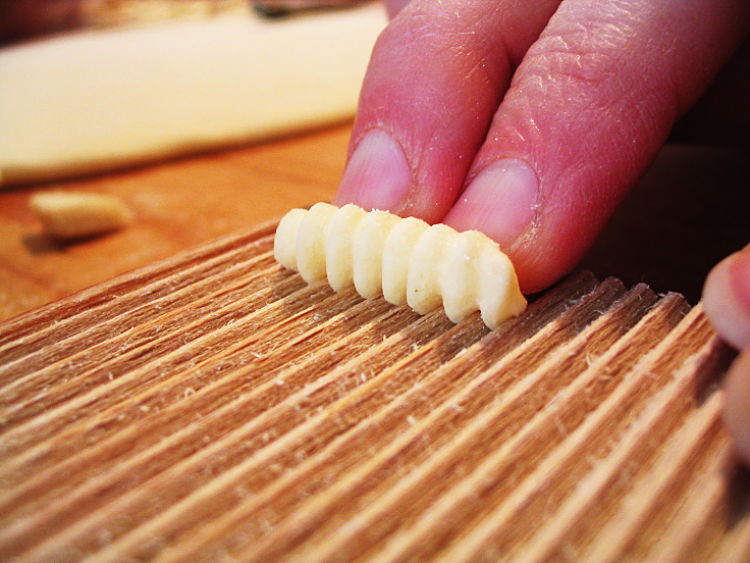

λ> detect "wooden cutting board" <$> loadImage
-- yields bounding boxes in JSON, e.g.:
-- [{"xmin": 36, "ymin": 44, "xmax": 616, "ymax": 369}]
[{"xmin": 1, "ymin": 221, "xmax": 749, "ymax": 562}]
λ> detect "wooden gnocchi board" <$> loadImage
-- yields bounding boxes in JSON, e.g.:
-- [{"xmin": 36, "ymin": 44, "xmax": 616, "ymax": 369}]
[{"xmin": 1, "ymin": 221, "xmax": 749, "ymax": 562}]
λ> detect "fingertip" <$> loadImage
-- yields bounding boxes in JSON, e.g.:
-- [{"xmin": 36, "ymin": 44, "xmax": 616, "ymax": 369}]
[
  {"xmin": 444, "ymin": 1, "xmax": 750, "ymax": 295},
  {"xmin": 724, "ymin": 346, "xmax": 750, "ymax": 467},
  {"xmin": 504, "ymin": 237, "xmax": 588, "ymax": 294},
  {"xmin": 703, "ymin": 246, "xmax": 750, "ymax": 350},
  {"xmin": 444, "ymin": 157, "xmax": 593, "ymax": 294},
  {"xmin": 342, "ymin": 1, "xmax": 560, "ymax": 225},
  {"xmin": 443, "ymin": 157, "xmax": 552, "ymax": 293},
  {"xmin": 444, "ymin": 158, "xmax": 540, "ymax": 251},
  {"xmin": 333, "ymin": 129, "xmax": 413, "ymax": 213}
]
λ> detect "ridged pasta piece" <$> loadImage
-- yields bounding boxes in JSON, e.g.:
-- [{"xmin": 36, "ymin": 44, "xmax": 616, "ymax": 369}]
[
  {"xmin": 295, "ymin": 202, "xmax": 337, "ymax": 283},
  {"xmin": 274, "ymin": 202, "xmax": 527, "ymax": 329},
  {"xmin": 323, "ymin": 203, "xmax": 366, "ymax": 292},
  {"xmin": 381, "ymin": 216, "xmax": 430, "ymax": 306},
  {"xmin": 352, "ymin": 210, "xmax": 401, "ymax": 299}
]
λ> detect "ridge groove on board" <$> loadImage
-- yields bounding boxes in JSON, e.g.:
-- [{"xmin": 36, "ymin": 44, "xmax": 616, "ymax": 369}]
[
  {"xmin": 514, "ymin": 330, "xmax": 730, "ymax": 563},
  {"xmin": 0, "ymin": 221, "xmax": 747, "ymax": 563},
  {"xmin": 155, "ymin": 272, "xmax": 603, "ymax": 562},
  {"xmin": 429, "ymin": 305, "xmax": 719, "ymax": 563},
  {"xmin": 225, "ymin": 278, "xmax": 632, "ymax": 562},
  {"xmin": 384, "ymin": 293, "xmax": 687, "ymax": 563},
  {"xmin": 0, "ymin": 230, "xmax": 275, "ymax": 357},
  {"xmin": 295, "ymin": 283, "xmax": 662, "ymax": 563},
  {"xmin": 0, "ymin": 298, "xmax": 414, "ymax": 558},
  {"xmin": 0, "ymin": 255, "xmax": 286, "ymax": 404},
  {"xmin": 0, "ymin": 275, "xmax": 318, "ymax": 455},
  {"xmin": 0, "ymin": 287, "xmax": 367, "ymax": 519}
]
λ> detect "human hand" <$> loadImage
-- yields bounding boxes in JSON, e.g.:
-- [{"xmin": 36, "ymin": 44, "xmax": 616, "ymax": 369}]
[
  {"xmin": 333, "ymin": 0, "xmax": 750, "ymax": 461},
  {"xmin": 704, "ymin": 247, "xmax": 750, "ymax": 465},
  {"xmin": 333, "ymin": 0, "xmax": 748, "ymax": 293}
]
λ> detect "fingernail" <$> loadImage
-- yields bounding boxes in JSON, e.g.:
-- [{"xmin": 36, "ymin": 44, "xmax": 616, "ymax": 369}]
[
  {"xmin": 333, "ymin": 129, "xmax": 412, "ymax": 212},
  {"xmin": 446, "ymin": 158, "xmax": 539, "ymax": 249}
]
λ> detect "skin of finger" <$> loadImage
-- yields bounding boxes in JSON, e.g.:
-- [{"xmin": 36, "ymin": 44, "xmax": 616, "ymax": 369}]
[
  {"xmin": 336, "ymin": 0, "xmax": 562, "ymax": 223},
  {"xmin": 383, "ymin": 0, "xmax": 411, "ymax": 19},
  {"xmin": 445, "ymin": 0, "xmax": 750, "ymax": 292},
  {"xmin": 703, "ymin": 246, "xmax": 750, "ymax": 351},
  {"xmin": 724, "ymin": 345, "xmax": 750, "ymax": 466}
]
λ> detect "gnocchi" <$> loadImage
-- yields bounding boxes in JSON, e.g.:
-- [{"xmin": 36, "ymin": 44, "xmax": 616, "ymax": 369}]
[
  {"xmin": 274, "ymin": 202, "xmax": 527, "ymax": 329},
  {"xmin": 30, "ymin": 191, "xmax": 133, "ymax": 239}
]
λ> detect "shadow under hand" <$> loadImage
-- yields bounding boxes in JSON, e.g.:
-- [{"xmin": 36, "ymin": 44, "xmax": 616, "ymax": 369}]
[{"xmin": 580, "ymin": 145, "xmax": 750, "ymax": 303}]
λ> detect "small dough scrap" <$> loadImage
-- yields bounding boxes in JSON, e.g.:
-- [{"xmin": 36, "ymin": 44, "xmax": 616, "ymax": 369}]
[
  {"xmin": 273, "ymin": 202, "xmax": 527, "ymax": 329},
  {"xmin": 30, "ymin": 191, "xmax": 133, "ymax": 239}
]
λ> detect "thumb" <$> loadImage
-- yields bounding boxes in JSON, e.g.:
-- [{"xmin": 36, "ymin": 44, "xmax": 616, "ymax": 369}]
[
  {"xmin": 703, "ymin": 245, "xmax": 750, "ymax": 350},
  {"xmin": 722, "ymin": 345, "xmax": 750, "ymax": 466},
  {"xmin": 703, "ymin": 245, "xmax": 750, "ymax": 464},
  {"xmin": 445, "ymin": 0, "xmax": 750, "ymax": 292}
]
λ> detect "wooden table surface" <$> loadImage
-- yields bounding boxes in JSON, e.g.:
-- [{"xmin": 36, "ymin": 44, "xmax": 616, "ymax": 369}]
[
  {"xmin": 0, "ymin": 123, "xmax": 350, "ymax": 322},
  {"xmin": 1, "ymin": 122, "xmax": 749, "ymax": 323}
]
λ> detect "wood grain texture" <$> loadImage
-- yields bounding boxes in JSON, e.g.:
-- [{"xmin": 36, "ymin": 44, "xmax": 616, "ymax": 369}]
[
  {"xmin": 0, "ymin": 123, "xmax": 348, "ymax": 322},
  {"xmin": 1, "ymin": 222, "xmax": 748, "ymax": 562}
]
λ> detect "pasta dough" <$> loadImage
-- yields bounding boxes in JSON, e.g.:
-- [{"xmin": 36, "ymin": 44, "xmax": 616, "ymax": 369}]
[
  {"xmin": 30, "ymin": 191, "xmax": 133, "ymax": 239},
  {"xmin": 274, "ymin": 203, "xmax": 527, "ymax": 329},
  {"xmin": 0, "ymin": 4, "xmax": 385, "ymax": 186}
]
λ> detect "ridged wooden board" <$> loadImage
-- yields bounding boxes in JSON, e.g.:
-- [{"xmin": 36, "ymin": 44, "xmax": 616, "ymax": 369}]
[{"xmin": 1, "ymin": 223, "xmax": 749, "ymax": 563}]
